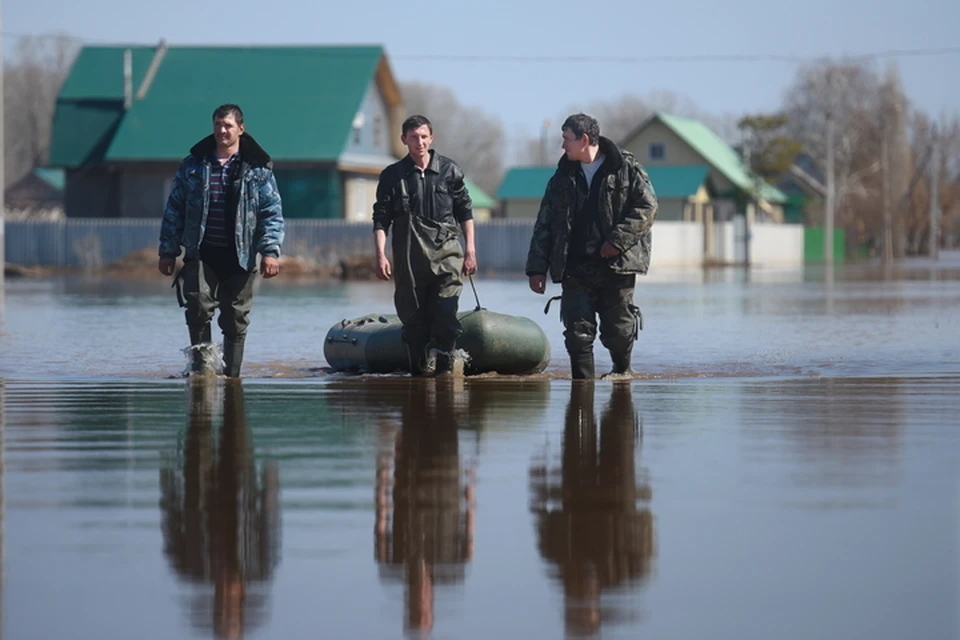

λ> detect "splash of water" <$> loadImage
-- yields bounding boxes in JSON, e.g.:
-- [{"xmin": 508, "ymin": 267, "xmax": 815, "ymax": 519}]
[{"xmin": 180, "ymin": 343, "xmax": 225, "ymax": 378}]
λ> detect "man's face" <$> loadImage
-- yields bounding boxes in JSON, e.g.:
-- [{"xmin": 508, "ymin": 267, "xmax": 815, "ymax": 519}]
[
  {"xmin": 213, "ymin": 114, "xmax": 244, "ymax": 150},
  {"xmin": 561, "ymin": 128, "xmax": 590, "ymax": 162},
  {"xmin": 401, "ymin": 125, "xmax": 433, "ymax": 157}
]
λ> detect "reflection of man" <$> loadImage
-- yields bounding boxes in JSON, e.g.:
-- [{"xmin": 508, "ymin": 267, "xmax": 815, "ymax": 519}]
[
  {"xmin": 529, "ymin": 382, "xmax": 655, "ymax": 636},
  {"xmin": 374, "ymin": 378, "xmax": 476, "ymax": 632},
  {"xmin": 159, "ymin": 379, "xmax": 281, "ymax": 639}
]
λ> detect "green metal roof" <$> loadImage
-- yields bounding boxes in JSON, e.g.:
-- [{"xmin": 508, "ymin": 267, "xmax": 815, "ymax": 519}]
[
  {"xmin": 496, "ymin": 166, "xmax": 555, "ymax": 200},
  {"xmin": 49, "ymin": 100, "xmax": 124, "ymax": 166},
  {"xmin": 652, "ymin": 113, "xmax": 787, "ymax": 204},
  {"xmin": 50, "ymin": 45, "xmax": 386, "ymax": 166},
  {"xmin": 33, "ymin": 168, "xmax": 66, "ymax": 190},
  {"xmin": 463, "ymin": 178, "xmax": 495, "ymax": 209},
  {"xmin": 496, "ymin": 164, "xmax": 709, "ymax": 200}
]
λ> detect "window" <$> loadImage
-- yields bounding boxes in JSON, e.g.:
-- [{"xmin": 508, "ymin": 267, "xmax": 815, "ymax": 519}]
[{"xmin": 649, "ymin": 143, "xmax": 665, "ymax": 161}]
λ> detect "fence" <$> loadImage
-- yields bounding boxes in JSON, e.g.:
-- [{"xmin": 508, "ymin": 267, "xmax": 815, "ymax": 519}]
[
  {"xmin": 4, "ymin": 218, "xmax": 805, "ymax": 272},
  {"xmin": 4, "ymin": 219, "xmax": 539, "ymax": 272}
]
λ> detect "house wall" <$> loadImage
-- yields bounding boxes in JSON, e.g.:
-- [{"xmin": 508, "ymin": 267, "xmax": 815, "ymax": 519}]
[
  {"xmin": 502, "ymin": 199, "xmax": 541, "ymax": 219},
  {"xmin": 342, "ymin": 175, "xmax": 380, "ymax": 223},
  {"xmin": 345, "ymin": 78, "xmax": 392, "ymax": 157},
  {"xmin": 119, "ymin": 164, "xmax": 174, "ymax": 218},
  {"xmin": 622, "ymin": 120, "xmax": 736, "ymax": 195},
  {"xmin": 274, "ymin": 167, "xmax": 341, "ymax": 219},
  {"xmin": 65, "ymin": 168, "xmax": 120, "ymax": 217}
]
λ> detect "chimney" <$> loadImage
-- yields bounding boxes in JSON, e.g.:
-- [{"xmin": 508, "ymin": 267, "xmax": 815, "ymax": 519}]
[
  {"xmin": 123, "ymin": 48, "xmax": 132, "ymax": 110},
  {"xmin": 136, "ymin": 39, "xmax": 168, "ymax": 100}
]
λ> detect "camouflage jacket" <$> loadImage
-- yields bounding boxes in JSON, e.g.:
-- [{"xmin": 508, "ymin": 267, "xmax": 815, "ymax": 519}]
[
  {"xmin": 159, "ymin": 133, "xmax": 284, "ymax": 271},
  {"xmin": 525, "ymin": 137, "xmax": 658, "ymax": 281}
]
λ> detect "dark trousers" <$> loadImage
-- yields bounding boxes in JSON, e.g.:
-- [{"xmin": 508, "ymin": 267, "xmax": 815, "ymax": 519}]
[
  {"xmin": 180, "ymin": 245, "xmax": 256, "ymax": 339},
  {"xmin": 560, "ymin": 265, "xmax": 637, "ymax": 360}
]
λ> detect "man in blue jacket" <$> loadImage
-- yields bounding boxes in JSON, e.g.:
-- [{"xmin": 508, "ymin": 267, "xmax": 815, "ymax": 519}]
[{"xmin": 158, "ymin": 104, "xmax": 284, "ymax": 377}]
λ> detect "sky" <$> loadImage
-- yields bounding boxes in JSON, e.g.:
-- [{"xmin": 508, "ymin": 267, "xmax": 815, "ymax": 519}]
[{"xmin": 5, "ymin": 0, "xmax": 959, "ymax": 160}]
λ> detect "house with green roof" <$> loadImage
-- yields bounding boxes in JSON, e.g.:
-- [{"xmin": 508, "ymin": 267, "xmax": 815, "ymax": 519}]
[
  {"xmin": 48, "ymin": 43, "xmax": 409, "ymax": 220},
  {"xmin": 497, "ymin": 164, "xmax": 712, "ymax": 222},
  {"xmin": 4, "ymin": 167, "xmax": 65, "ymax": 214},
  {"xmin": 620, "ymin": 112, "xmax": 788, "ymax": 223}
]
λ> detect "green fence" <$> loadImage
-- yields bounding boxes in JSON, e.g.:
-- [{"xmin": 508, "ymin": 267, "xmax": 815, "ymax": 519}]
[{"xmin": 804, "ymin": 227, "xmax": 845, "ymax": 262}]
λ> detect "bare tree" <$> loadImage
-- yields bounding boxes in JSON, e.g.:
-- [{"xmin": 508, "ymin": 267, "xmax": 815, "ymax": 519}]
[
  {"xmin": 783, "ymin": 60, "xmax": 885, "ymax": 252},
  {"xmin": 399, "ymin": 81, "xmax": 505, "ymax": 197},
  {"xmin": 3, "ymin": 34, "xmax": 79, "ymax": 186}
]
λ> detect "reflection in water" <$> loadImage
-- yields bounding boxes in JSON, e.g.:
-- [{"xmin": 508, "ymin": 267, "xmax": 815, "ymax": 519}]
[
  {"xmin": 374, "ymin": 379, "xmax": 476, "ymax": 633},
  {"xmin": 530, "ymin": 383, "xmax": 655, "ymax": 637},
  {"xmin": 159, "ymin": 379, "xmax": 281, "ymax": 639}
]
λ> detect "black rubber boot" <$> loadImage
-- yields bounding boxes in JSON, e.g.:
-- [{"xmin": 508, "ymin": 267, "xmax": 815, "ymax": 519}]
[
  {"xmin": 570, "ymin": 352, "xmax": 595, "ymax": 380},
  {"xmin": 223, "ymin": 335, "xmax": 246, "ymax": 378},
  {"xmin": 188, "ymin": 322, "xmax": 211, "ymax": 346},
  {"xmin": 187, "ymin": 323, "xmax": 212, "ymax": 373},
  {"xmin": 611, "ymin": 349, "xmax": 633, "ymax": 375}
]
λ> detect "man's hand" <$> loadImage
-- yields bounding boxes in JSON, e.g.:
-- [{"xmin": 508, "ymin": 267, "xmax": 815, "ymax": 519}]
[
  {"xmin": 260, "ymin": 256, "xmax": 280, "ymax": 278},
  {"xmin": 529, "ymin": 275, "xmax": 547, "ymax": 294},
  {"xmin": 600, "ymin": 241, "xmax": 621, "ymax": 258},
  {"xmin": 376, "ymin": 254, "xmax": 393, "ymax": 281},
  {"xmin": 158, "ymin": 257, "xmax": 176, "ymax": 276},
  {"xmin": 462, "ymin": 250, "xmax": 477, "ymax": 276}
]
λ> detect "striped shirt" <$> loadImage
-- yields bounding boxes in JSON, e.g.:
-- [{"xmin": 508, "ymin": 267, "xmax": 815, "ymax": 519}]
[{"xmin": 203, "ymin": 153, "xmax": 239, "ymax": 248}]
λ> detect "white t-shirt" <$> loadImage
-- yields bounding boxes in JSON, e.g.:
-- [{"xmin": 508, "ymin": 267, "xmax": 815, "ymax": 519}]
[{"xmin": 580, "ymin": 154, "xmax": 606, "ymax": 189}]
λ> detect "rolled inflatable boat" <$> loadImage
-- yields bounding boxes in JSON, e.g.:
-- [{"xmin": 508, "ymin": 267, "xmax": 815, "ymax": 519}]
[{"xmin": 324, "ymin": 308, "xmax": 551, "ymax": 376}]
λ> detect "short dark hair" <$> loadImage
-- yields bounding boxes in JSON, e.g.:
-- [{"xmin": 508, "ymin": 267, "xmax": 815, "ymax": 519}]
[
  {"xmin": 212, "ymin": 104, "xmax": 244, "ymax": 125},
  {"xmin": 402, "ymin": 114, "xmax": 432, "ymax": 136},
  {"xmin": 562, "ymin": 113, "xmax": 600, "ymax": 146}
]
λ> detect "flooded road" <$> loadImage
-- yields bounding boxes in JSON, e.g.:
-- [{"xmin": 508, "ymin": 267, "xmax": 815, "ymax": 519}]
[{"xmin": 1, "ymin": 257, "xmax": 958, "ymax": 638}]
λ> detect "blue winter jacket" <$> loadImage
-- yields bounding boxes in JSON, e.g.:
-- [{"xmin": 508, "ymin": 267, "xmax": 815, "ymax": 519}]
[{"xmin": 159, "ymin": 133, "xmax": 284, "ymax": 271}]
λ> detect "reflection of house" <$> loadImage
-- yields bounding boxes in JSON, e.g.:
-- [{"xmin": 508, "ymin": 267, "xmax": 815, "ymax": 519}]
[
  {"xmin": 496, "ymin": 164, "xmax": 711, "ymax": 222},
  {"xmin": 620, "ymin": 112, "xmax": 788, "ymax": 223},
  {"xmin": 4, "ymin": 168, "xmax": 64, "ymax": 215},
  {"xmin": 49, "ymin": 44, "xmax": 407, "ymax": 220}
]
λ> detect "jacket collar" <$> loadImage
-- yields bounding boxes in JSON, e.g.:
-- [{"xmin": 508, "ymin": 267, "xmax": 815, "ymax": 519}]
[
  {"xmin": 557, "ymin": 136, "xmax": 623, "ymax": 175},
  {"xmin": 190, "ymin": 133, "xmax": 272, "ymax": 168},
  {"xmin": 400, "ymin": 149, "xmax": 440, "ymax": 174}
]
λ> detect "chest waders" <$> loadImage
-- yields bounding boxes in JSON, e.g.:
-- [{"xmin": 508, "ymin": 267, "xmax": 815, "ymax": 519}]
[{"xmin": 391, "ymin": 173, "xmax": 464, "ymax": 375}]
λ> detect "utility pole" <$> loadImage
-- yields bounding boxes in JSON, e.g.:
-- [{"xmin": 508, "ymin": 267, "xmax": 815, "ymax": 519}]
[
  {"xmin": 881, "ymin": 120, "xmax": 893, "ymax": 265},
  {"xmin": 824, "ymin": 115, "xmax": 835, "ymax": 267},
  {"xmin": 929, "ymin": 125, "xmax": 940, "ymax": 260},
  {"xmin": 0, "ymin": 6, "xmax": 6, "ymax": 305}
]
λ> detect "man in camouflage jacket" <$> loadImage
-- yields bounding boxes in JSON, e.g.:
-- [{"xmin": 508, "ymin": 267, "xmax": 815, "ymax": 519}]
[
  {"xmin": 526, "ymin": 113, "xmax": 658, "ymax": 379},
  {"xmin": 159, "ymin": 104, "xmax": 284, "ymax": 378}
]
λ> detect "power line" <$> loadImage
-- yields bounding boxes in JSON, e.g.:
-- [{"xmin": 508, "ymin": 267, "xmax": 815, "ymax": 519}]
[{"xmin": 2, "ymin": 30, "xmax": 960, "ymax": 64}]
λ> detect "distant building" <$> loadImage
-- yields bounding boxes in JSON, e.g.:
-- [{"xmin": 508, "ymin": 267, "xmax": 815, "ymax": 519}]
[
  {"xmin": 620, "ymin": 112, "xmax": 788, "ymax": 223},
  {"xmin": 4, "ymin": 168, "xmax": 65, "ymax": 216},
  {"xmin": 497, "ymin": 164, "xmax": 711, "ymax": 223},
  {"xmin": 48, "ymin": 44, "xmax": 409, "ymax": 221}
]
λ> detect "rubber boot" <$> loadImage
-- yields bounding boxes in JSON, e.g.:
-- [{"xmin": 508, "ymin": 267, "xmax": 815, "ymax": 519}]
[
  {"xmin": 223, "ymin": 335, "xmax": 246, "ymax": 378},
  {"xmin": 610, "ymin": 349, "xmax": 633, "ymax": 375},
  {"xmin": 187, "ymin": 323, "xmax": 212, "ymax": 373},
  {"xmin": 570, "ymin": 352, "xmax": 595, "ymax": 380},
  {"xmin": 188, "ymin": 322, "xmax": 211, "ymax": 346},
  {"xmin": 406, "ymin": 345, "xmax": 425, "ymax": 377}
]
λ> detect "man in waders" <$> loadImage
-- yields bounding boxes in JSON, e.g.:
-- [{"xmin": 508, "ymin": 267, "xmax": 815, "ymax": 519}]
[
  {"xmin": 372, "ymin": 115, "xmax": 477, "ymax": 376},
  {"xmin": 158, "ymin": 104, "xmax": 285, "ymax": 377},
  {"xmin": 526, "ymin": 113, "xmax": 657, "ymax": 379}
]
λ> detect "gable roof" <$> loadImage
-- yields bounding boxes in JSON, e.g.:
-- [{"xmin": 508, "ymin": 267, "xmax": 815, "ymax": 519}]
[
  {"xmin": 497, "ymin": 164, "xmax": 709, "ymax": 200},
  {"xmin": 50, "ymin": 45, "xmax": 396, "ymax": 166},
  {"xmin": 622, "ymin": 113, "xmax": 787, "ymax": 204},
  {"xmin": 463, "ymin": 178, "xmax": 495, "ymax": 209}
]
